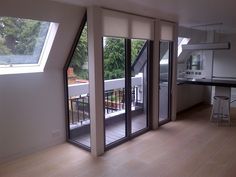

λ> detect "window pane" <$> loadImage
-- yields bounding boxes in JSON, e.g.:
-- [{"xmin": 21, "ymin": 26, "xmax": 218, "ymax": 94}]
[
  {"xmin": 178, "ymin": 37, "xmax": 190, "ymax": 56},
  {"xmin": 0, "ymin": 17, "xmax": 50, "ymax": 65},
  {"xmin": 159, "ymin": 41, "xmax": 171, "ymax": 124},
  {"xmin": 103, "ymin": 37, "xmax": 126, "ymax": 146},
  {"xmin": 131, "ymin": 39, "xmax": 148, "ymax": 134},
  {"xmin": 67, "ymin": 23, "xmax": 91, "ymax": 148}
]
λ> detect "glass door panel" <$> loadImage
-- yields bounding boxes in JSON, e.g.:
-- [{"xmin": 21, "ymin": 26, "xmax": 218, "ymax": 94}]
[
  {"xmin": 103, "ymin": 37, "xmax": 126, "ymax": 146},
  {"xmin": 131, "ymin": 39, "xmax": 148, "ymax": 134},
  {"xmin": 67, "ymin": 22, "xmax": 91, "ymax": 149},
  {"xmin": 159, "ymin": 41, "xmax": 172, "ymax": 124}
]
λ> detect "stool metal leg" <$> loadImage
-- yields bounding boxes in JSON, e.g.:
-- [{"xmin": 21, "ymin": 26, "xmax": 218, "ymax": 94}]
[
  {"xmin": 217, "ymin": 100, "xmax": 221, "ymax": 126},
  {"xmin": 228, "ymin": 100, "xmax": 231, "ymax": 126},
  {"xmin": 210, "ymin": 105, "xmax": 214, "ymax": 122},
  {"xmin": 211, "ymin": 96, "xmax": 231, "ymax": 126}
]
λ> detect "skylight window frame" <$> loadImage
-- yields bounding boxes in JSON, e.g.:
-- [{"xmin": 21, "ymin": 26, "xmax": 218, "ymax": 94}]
[
  {"xmin": 178, "ymin": 37, "xmax": 190, "ymax": 57},
  {"xmin": 0, "ymin": 21, "xmax": 59, "ymax": 75}
]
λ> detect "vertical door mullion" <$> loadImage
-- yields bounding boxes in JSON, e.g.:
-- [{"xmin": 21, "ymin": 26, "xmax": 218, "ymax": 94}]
[
  {"xmin": 158, "ymin": 41, "xmax": 161, "ymax": 124},
  {"xmin": 147, "ymin": 41, "xmax": 153, "ymax": 128},
  {"xmin": 168, "ymin": 42, "xmax": 173, "ymax": 121},
  {"xmin": 125, "ymin": 39, "xmax": 132, "ymax": 137},
  {"xmin": 168, "ymin": 42, "xmax": 171, "ymax": 121}
]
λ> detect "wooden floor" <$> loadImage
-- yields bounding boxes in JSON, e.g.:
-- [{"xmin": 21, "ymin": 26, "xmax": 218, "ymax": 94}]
[{"xmin": 2, "ymin": 104, "xmax": 236, "ymax": 177}]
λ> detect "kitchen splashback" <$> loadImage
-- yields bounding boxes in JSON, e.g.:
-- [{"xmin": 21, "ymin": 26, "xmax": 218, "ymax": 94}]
[{"xmin": 179, "ymin": 50, "xmax": 213, "ymax": 79}]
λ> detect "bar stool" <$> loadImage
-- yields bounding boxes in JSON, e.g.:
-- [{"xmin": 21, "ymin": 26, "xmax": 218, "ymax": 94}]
[{"xmin": 210, "ymin": 96, "xmax": 230, "ymax": 126}]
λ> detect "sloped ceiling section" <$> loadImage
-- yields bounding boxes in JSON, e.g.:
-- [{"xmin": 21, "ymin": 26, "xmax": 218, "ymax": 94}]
[
  {"xmin": 51, "ymin": 0, "xmax": 178, "ymax": 22},
  {"xmin": 178, "ymin": 27, "xmax": 207, "ymax": 63},
  {"xmin": 52, "ymin": 0, "xmax": 236, "ymax": 33},
  {"xmin": 0, "ymin": 0, "xmax": 86, "ymax": 70}
]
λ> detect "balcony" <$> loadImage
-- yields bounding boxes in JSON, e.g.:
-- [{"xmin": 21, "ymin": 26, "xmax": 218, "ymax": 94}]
[{"xmin": 68, "ymin": 75, "xmax": 146, "ymax": 146}]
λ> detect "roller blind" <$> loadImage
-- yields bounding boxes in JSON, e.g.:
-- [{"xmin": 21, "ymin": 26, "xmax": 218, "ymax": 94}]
[
  {"xmin": 102, "ymin": 9, "xmax": 154, "ymax": 40},
  {"xmin": 160, "ymin": 21, "xmax": 174, "ymax": 41}
]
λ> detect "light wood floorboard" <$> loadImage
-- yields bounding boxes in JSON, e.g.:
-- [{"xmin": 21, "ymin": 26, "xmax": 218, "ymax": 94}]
[{"xmin": 1, "ymin": 104, "xmax": 236, "ymax": 177}]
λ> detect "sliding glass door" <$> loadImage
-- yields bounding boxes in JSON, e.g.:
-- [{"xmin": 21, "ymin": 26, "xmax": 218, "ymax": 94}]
[
  {"xmin": 103, "ymin": 37, "xmax": 150, "ymax": 148},
  {"xmin": 131, "ymin": 39, "xmax": 148, "ymax": 134},
  {"xmin": 103, "ymin": 37, "xmax": 126, "ymax": 145},
  {"xmin": 159, "ymin": 41, "xmax": 173, "ymax": 125},
  {"xmin": 65, "ymin": 17, "xmax": 91, "ymax": 150}
]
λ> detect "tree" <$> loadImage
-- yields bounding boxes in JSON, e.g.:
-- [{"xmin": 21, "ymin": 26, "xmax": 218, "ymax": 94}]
[
  {"xmin": 0, "ymin": 37, "xmax": 10, "ymax": 55},
  {"xmin": 103, "ymin": 38, "xmax": 145, "ymax": 80},
  {"xmin": 68, "ymin": 25, "xmax": 145, "ymax": 81},
  {"xmin": 69, "ymin": 24, "xmax": 88, "ymax": 80},
  {"xmin": 103, "ymin": 38, "xmax": 125, "ymax": 80},
  {"xmin": 131, "ymin": 39, "xmax": 145, "ymax": 63},
  {"xmin": 0, "ymin": 17, "xmax": 41, "ymax": 55}
]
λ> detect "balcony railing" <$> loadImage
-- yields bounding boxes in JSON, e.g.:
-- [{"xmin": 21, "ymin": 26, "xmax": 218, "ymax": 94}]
[{"xmin": 68, "ymin": 76, "xmax": 144, "ymax": 128}]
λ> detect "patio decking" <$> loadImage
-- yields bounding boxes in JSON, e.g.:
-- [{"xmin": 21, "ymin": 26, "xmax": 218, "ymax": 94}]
[{"xmin": 71, "ymin": 113, "xmax": 148, "ymax": 147}]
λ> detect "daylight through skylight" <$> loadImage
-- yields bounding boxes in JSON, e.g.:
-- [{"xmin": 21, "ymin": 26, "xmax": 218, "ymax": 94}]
[
  {"xmin": 178, "ymin": 37, "xmax": 190, "ymax": 56},
  {"xmin": 0, "ymin": 16, "xmax": 58, "ymax": 75}
]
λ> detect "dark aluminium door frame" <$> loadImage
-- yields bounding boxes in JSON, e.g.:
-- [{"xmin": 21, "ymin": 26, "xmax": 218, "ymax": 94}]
[
  {"xmin": 64, "ymin": 13, "xmax": 153, "ymax": 152},
  {"xmin": 63, "ymin": 13, "xmax": 91, "ymax": 151},
  {"xmin": 125, "ymin": 39, "xmax": 132, "ymax": 138},
  {"xmin": 104, "ymin": 39, "xmax": 153, "ymax": 151},
  {"xmin": 158, "ymin": 40, "xmax": 174, "ymax": 126}
]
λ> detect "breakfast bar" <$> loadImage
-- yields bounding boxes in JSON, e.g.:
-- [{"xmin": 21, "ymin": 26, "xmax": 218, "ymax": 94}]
[
  {"xmin": 177, "ymin": 78, "xmax": 236, "ymax": 101},
  {"xmin": 177, "ymin": 78, "xmax": 236, "ymax": 88},
  {"xmin": 177, "ymin": 78, "xmax": 236, "ymax": 124}
]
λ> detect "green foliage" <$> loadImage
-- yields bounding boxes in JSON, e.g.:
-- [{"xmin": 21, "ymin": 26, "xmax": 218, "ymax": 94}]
[
  {"xmin": 0, "ymin": 17, "xmax": 41, "ymax": 55},
  {"xmin": 131, "ymin": 39, "xmax": 145, "ymax": 64},
  {"xmin": 103, "ymin": 38, "xmax": 145, "ymax": 80},
  {"xmin": 69, "ymin": 23, "xmax": 88, "ymax": 80},
  {"xmin": 68, "ymin": 24, "xmax": 145, "ymax": 81},
  {"xmin": 0, "ymin": 37, "xmax": 10, "ymax": 55},
  {"xmin": 103, "ymin": 38, "xmax": 125, "ymax": 80},
  {"xmin": 0, "ymin": 17, "xmax": 146, "ymax": 81}
]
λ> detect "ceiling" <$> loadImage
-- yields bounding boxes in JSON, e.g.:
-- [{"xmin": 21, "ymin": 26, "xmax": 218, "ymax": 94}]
[{"xmin": 52, "ymin": 0, "xmax": 236, "ymax": 33}]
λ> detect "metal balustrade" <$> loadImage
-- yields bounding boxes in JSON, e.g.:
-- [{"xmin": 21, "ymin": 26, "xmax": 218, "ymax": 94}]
[{"xmin": 68, "ymin": 76, "xmax": 143, "ymax": 126}]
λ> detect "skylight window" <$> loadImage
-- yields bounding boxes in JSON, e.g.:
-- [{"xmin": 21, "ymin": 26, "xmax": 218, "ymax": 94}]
[
  {"xmin": 0, "ymin": 17, "xmax": 58, "ymax": 75},
  {"xmin": 178, "ymin": 37, "xmax": 190, "ymax": 56}
]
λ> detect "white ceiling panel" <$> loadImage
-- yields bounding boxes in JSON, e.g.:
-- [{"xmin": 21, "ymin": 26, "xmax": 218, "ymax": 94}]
[{"xmin": 51, "ymin": 0, "xmax": 236, "ymax": 33}]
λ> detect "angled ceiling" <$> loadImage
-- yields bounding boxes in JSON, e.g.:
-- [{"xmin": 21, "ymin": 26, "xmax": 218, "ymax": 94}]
[{"xmin": 52, "ymin": 0, "xmax": 236, "ymax": 33}]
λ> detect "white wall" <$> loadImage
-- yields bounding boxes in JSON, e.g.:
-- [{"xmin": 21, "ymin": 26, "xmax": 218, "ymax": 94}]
[
  {"xmin": 213, "ymin": 34, "xmax": 236, "ymax": 77},
  {"xmin": 0, "ymin": 0, "xmax": 85, "ymax": 163},
  {"xmin": 179, "ymin": 27, "xmax": 236, "ymax": 79}
]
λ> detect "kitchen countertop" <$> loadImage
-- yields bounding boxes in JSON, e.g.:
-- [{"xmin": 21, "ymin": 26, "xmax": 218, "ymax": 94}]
[{"xmin": 177, "ymin": 78, "xmax": 236, "ymax": 87}]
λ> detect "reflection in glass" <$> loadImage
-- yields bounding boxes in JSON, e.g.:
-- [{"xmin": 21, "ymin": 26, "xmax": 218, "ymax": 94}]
[
  {"xmin": 159, "ymin": 41, "xmax": 171, "ymax": 123},
  {"xmin": 186, "ymin": 54, "xmax": 203, "ymax": 70},
  {"xmin": 131, "ymin": 39, "xmax": 148, "ymax": 133}
]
